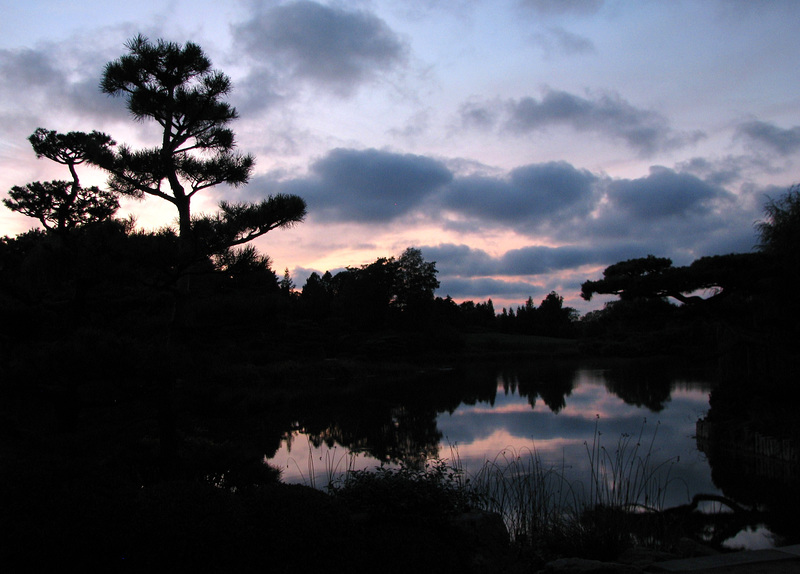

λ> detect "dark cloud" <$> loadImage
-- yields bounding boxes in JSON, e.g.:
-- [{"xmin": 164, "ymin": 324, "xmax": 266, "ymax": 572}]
[
  {"xmin": 0, "ymin": 48, "xmax": 57, "ymax": 131},
  {"xmin": 735, "ymin": 120, "xmax": 800, "ymax": 156},
  {"xmin": 0, "ymin": 43, "xmax": 128, "ymax": 135},
  {"xmin": 233, "ymin": 1, "xmax": 407, "ymax": 98},
  {"xmin": 504, "ymin": 90, "xmax": 705, "ymax": 156},
  {"xmin": 265, "ymin": 150, "xmax": 750, "ymax": 273},
  {"xmin": 421, "ymin": 243, "xmax": 610, "ymax": 304},
  {"xmin": 254, "ymin": 150, "xmax": 755, "ymax": 303},
  {"xmin": 605, "ymin": 166, "xmax": 733, "ymax": 220},
  {"xmin": 422, "ymin": 243, "xmax": 499, "ymax": 276},
  {"xmin": 0, "ymin": 48, "xmax": 60, "ymax": 90},
  {"xmin": 498, "ymin": 244, "xmax": 630, "ymax": 275},
  {"xmin": 676, "ymin": 157, "xmax": 744, "ymax": 187},
  {"xmin": 426, "ymin": 242, "xmax": 645, "ymax": 280},
  {"xmin": 437, "ymin": 276, "xmax": 544, "ymax": 301},
  {"xmin": 691, "ymin": 228, "xmax": 758, "ymax": 259},
  {"xmin": 676, "ymin": 153, "xmax": 789, "ymax": 189},
  {"xmin": 577, "ymin": 206, "xmax": 748, "ymax": 264},
  {"xmin": 548, "ymin": 165, "xmax": 757, "ymax": 264},
  {"xmin": 510, "ymin": 162, "xmax": 598, "ymax": 214},
  {"xmin": 230, "ymin": 68, "xmax": 285, "ymax": 117},
  {"xmin": 458, "ymin": 99, "xmax": 502, "ymax": 131},
  {"xmin": 534, "ymin": 27, "xmax": 596, "ymax": 56},
  {"xmin": 270, "ymin": 148, "xmax": 453, "ymax": 223},
  {"xmin": 420, "ymin": 162, "xmax": 756, "ymax": 299},
  {"xmin": 441, "ymin": 161, "xmax": 598, "ymax": 227}
]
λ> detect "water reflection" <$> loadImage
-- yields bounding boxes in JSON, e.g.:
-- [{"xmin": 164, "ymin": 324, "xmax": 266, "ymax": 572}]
[
  {"xmin": 268, "ymin": 360, "xmax": 713, "ymax": 495},
  {"xmin": 438, "ymin": 376, "xmax": 715, "ymax": 511},
  {"xmin": 265, "ymin": 359, "xmax": 800, "ymax": 548}
]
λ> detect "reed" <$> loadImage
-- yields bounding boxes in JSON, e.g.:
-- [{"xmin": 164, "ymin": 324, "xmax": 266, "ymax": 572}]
[
  {"xmin": 468, "ymin": 445, "xmax": 579, "ymax": 545},
  {"xmin": 286, "ymin": 440, "xmax": 360, "ymax": 490},
  {"xmin": 306, "ymin": 418, "xmax": 685, "ymax": 559},
  {"xmin": 467, "ymin": 417, "xmax": 686, "ymax": 559}
]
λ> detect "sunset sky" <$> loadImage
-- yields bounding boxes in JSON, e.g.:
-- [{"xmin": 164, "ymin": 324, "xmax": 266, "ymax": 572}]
[{"xmin": 2, "ymin": 0, "xmax": 799, "ymax": 313}]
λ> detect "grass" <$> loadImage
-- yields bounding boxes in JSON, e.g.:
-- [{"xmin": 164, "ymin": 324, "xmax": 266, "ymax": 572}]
[
  {"xmin": 287, "ymin": 441, "xmax": 360, "ymax": 490},
  {"xmin": 321, "ymin": 418, "xmax": 688, "ymax": 562},
  {"xmin": 468, "ymin": 445, "xmax": 581, "ymax": 549},
  {"xmin": 468, "ymin": 417, "xmax": 687, "ymax": 560}
]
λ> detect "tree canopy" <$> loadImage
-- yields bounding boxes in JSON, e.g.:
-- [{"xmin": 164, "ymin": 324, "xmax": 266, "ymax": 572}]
[
  {"xmin": 3, "ymin": 128, "xmax": 119, "ymax": 233},
  {"xmin": 95, "ymin": 35, "xmax": 305, "ymax": 257},
  {"xmin": 757, "ymin": 183, "xmax": 800, "ymax": 281},
  {"xmin": 580, "ymin": 253, "xmax": 765, "ymax": 305},
  {"xmin": 298, "ymin": 247, "xmax": 440, "ymax": 327},
  {"xmin": 393, "ymin": 247, "xmax": 440, "ymax": 314}
]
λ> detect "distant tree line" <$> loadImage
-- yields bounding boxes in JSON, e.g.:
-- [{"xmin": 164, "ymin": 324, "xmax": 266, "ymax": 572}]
[
  {"xmin": 297, "ymin": 247, "xmax": 439, "ymax": 330},
  {"xmin": 292, "ymin": 250, "xmax": 579, "ymax": 339}
]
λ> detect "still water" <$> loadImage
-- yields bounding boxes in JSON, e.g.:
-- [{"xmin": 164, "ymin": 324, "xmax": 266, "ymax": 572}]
[{"xmin": 265, "ymin": 359, "xmax": 786, "ymax": 549}]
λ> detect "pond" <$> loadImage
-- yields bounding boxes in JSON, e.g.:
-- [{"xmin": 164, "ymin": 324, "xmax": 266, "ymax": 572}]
[{"xmin": 265, "ymin": 358, "xmax": 792, "ymax": 550}]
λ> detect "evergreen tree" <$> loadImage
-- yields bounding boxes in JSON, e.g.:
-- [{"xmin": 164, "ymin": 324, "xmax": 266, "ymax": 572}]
[
  {"xmin": 279, "ymin": 267, "xmax": 295, "ymax": 295},
  {"xmin": 4, "ymin": 128, "xmax": 119, "ymax": 233},
  {"xmin": 96, "ymin": 35, "xmax": 306, "ymax": 258},
  {"xmin": 89, "ymin": 36, "xmax": 307, "ymax": 463}
]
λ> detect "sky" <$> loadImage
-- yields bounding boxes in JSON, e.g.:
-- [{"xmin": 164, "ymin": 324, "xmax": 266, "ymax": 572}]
[{"xmin": 2, "ymin": 0, "xmax": 799, "ymax": 313}]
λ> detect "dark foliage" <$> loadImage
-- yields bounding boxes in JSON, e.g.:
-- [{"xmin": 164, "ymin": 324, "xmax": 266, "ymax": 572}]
[
  {"xmin": 4, "ymin": 128, "xmax": 119, "ymax": 233},
  {"xmin": 298, "ymin": 247, "xmax": 442, "ymax": 330},
  {"xmin": 94, "ymin": 35, "xmax": 306, "ymax": 259},
  {"xmin": 329, "ymin": 460, "xmax": 476, "ymax": 521}
]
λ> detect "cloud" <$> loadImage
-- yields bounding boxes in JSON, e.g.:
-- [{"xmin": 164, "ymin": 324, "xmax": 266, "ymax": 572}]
[
  {"xmin": 605, "ymin": 166, "xmax": 734, "ymax": 220},
  {"xmin": 233, "ymin": 1, "xmax": 407, "ymax": 99},
  {"xmin": 440, "ymin": 161, "xmax": 599, "ymax": 228},
  {"xmin": 437, "ymin": 276, "xmax": 544, "ymax": 301},
  {"xmin": 533, "ymin": 27, "xmax": 596, "ymax": 56},
  {"xmin": 0, "ymin": 38, "xmax": 139, "ymax": 137},
  {"xmin": 391, "ymin": 0, "xmax": 480, "ymax": 21},
  {"xmin": 676, "ymin": 157, "xmax": 744, "ymax": 187},
  {"xmin": 498, "ymin": 244, "xmax": 630, "ymax": 275},
  {"xmin": 519, "ymin": 0, "xmax": 604, "ymax": 17},
  {"xmin": 556, "ymin": 166, "xmax": 756, "ymax": 262},
  {"xmin": 423, "ymin": 242, "xmax": 648, "ymax": 304},
  {"xmin": 458, "ymin": 98, "xmax": 503, "ymax": 131},
  {"xmin": 249, "ymin": 150, "xmax": 755, "ymax": 306},
  {"xmin": 735, "ymin": 120, "xmax": 800, "ymax": 156},
  {"xmin": 0, "ymin": 48, "xmax": 61, "ymax": 92},
  {"xmin": 422, "ymin": 243, "xmax": 499, "ymax": 276},
  {"xmin": 231, "ymin": 68, "xmax": 285, "ymax": 117},
  {"xmin": 262, "ymin": 150, "xmax": 750, "ymax": 271},
  {"xmin": 268, "ymin": 147, "xmax": 453, "ymax": 223},
  {"xmin": 259, "ymin": 156, "xmax": 601, "ymax": 232},
  {"xmin": 504, "ymin": 89, "xmax": 704, "ymax": 156},
  {"xmin": 388, "ymin": 110, "xmax": 432, "ymax": 142},
  {"xmin": 426, "ymin": 242, "xmax": 642, "ymax": 279},
  {"xmin": 418, "ymin": 160, "xmax": 756, "ymax": 299}
]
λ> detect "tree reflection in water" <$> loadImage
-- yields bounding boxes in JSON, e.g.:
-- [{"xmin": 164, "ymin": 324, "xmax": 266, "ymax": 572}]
[
  {"xmin": 265, "ymin": 359, "xmax": 796, "ymax": 548},
  {"xmin": 268, "ymin": 359, "xmax": 708, "ymax": 473}
]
